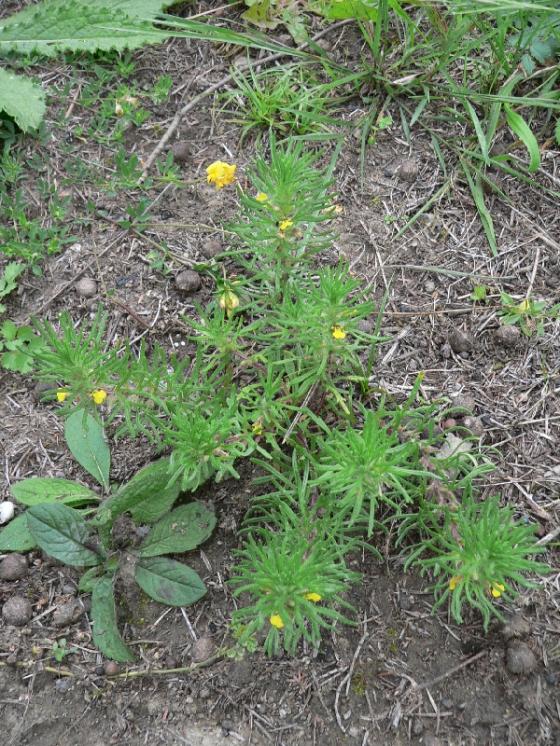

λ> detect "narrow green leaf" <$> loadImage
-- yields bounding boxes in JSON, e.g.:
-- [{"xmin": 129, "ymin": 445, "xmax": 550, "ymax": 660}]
[
  {"xmin": 0, "ymin": 513, "xmax": 37, "ymax": 551},
  {"xmin": 135, "ymin": 557, "xmax": 206, "ymax": 606},
  {"xmin": 96, "ymin": 457, "xmax": 180, "ymax": 525},
  {"xmin": 91, "ymin": 576, "xmax": 135, "ymax": 662},
  {"xmin": 65, "ymin": 410, "xmax": 110, "ymax": 489},
  {"xmin": 138, "ymin": 502, "xmax": 216, "ymax": 558},
  {"xmin": 27, "ymin": 504, "xmax": 102, "ymax": 567},
  {"xmin": 461, "ymin": 161, "xmax": 497, "ymax": 256},
  {"xmin": 504, "ymin": 105, "xmax": 541, "ymax": 173},
  {"xmin": 11, "ymin": 478, "xmax": 99, "ymax": 507},
  {"xmin": 464, "ymin": 100, "xmax": 490, "ymax": 164}
]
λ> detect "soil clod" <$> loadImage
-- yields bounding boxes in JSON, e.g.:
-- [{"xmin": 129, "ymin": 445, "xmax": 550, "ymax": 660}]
[
  {"xmin": 171, "ymin": 141, "xmax": 190, "ymax": 164},
  {"xmin": 75, "ymin": 277, "xmax": 98, "ymax": 298},
  {"xmin": 448, "ymin": 327, "xmax": 473, "ymax": 353},
  {"xmin": 175, "ymin": 269, "xmax": 202, "ymax": 293},
  {"xmin": 502, "ymin": 614, "xmax": 531, "ymax": 642},
  {"xmin": 2, "ymin": 595, "xmax": 33, "ymax": 626},
  {"xmin": 0, "ymin": 553, "xmax": 29, "ymax": 581},
  {"xmin": 190, "ymin": 635, "xmax": 216, "ymax": 663},
  {"xmin": 506, "ymin": 641, "xmax": 537, "ymax": 675},
  {"xmin": 52, "ymin": 599, "xmax": 83, "ymax": 627},
  {"xmin": 495, "ymin": 324, "xmax": 521, "ymax": 348}
]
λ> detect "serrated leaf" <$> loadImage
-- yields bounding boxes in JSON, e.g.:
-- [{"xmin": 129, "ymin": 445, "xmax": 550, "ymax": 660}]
[
  {"xmin": 138, "ymin": 502, "xmax": 216, "ymax": 558},
  {"xmin": 27, "ymin": 503, "xmax": 102, "ymax": 567},
  {"xmin": 0, "ymin": 513, "xmax": 37, "ymax": 551},
  {"xmin": 97, "ymin": 457, "xmax": 180, "ymax": 526},
  {"xmin": 65, "ymin": 410, "xmax": 110, "ymax": 489},
  {"xmin": 135, "ymin": 556, "xmax": 206, "ymax": 606},
  {"xmin": 91, "ymin": 576, "xmax": 135, "ymax": 662},
  {"xmin": 0, "ymin": 1, "xmax": 169, "ymax": 57},
  {"xmin": 0, "ymin": 67, "xmax": 46, "ymax": 132},
  {"xmin": 504, "ymin": 105, "xmax": 540, "ymax": 173},
  {"xmin": 11, "ymin": 478, "xmax": 99, "ymax": 507}
]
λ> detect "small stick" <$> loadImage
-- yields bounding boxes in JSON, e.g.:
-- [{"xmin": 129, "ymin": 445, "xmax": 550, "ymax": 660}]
[{"xmin": 413, "ymin": 649, "xmax": 487, "ymax": 691}]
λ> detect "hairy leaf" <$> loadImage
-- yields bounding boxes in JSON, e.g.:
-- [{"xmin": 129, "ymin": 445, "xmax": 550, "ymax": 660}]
[
  {"xmin": 11, "ymin": 478, "xmax": 99, "ymax": 507},
  {"xmin": 135, "ymin": 556, "xmax": 206, "ymax": 606},
  {"xmin": 91, "ymin": 576, "xmax": 135, "ymax": 661},
  {"xmin": 65, "ymin": 410, "xmax": 110, "ymax": 489},
  {"xmin": 0, "ymin": 513, "xmax": 37, "ymax": 551},
  {"xmin": 0, "ymin": 67, "xmax": 45, "ymax": 132},
  {"xmin": 27, "ymin": 503, "xmax": 102, "ymax": 567},
  {"xmin": 138, "ymin": 502, "xmax": 216, "ymax": 558},
  {"xmin": 96, "ymin": 457, "xmax": 180, "ymax": 526}
]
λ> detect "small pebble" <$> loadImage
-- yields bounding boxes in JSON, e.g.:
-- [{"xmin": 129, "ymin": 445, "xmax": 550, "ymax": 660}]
[
  {"xmin": 495, "ymin": 324, "xmax": 521, "ymax": 348},
  {"xmin": 190, "ymin": 636, "xmax": 215, "ymax": 663},
  {"xmin": 422, "ymin": 736, "xmax": 442, "ymax": 746},
  {"xmin": 175, "ymin": 270, "xmax": 201, "ymax": 294},
  {"xmin": 424, "ymin": 279, "xmax": 436, "ymax": 293},
  {"xmin": 0, "ymin": 554, "xmax": 28, "ymax": 581},
  {"xmin": 358, "ymin": 318, "xmax": 375, "ymax": 334},
  {"xmin": 32, "ymin": 381, "xmax": 56, "ymax": 403},
  {"xmin": 55, "ymin": 678, "xmax": 73, "ymax": 694},
  {"xmin": 52, "ymin": 599, "xmax": 83, "ymax": 627},
  {"xmin": 502, "ymin": 614, "xmax": 530, "ymax": 642},
  {"xmin": 0, "ymin": 501, "xmax": 15, "ymax": 525},
  {"xmin": 398, "ymin": 159, "xmax": 419, "ymax": 183},
  {"xmin": 170, "ymin": 141, "xmax": 190, "ymax": 164},
  {"xmin": 545, "ymin": 671, "xmax": 558, "ymax": 686},
  {"xmin": 201, "ymin": 239, "xmax": 222, "ymax": 259},
  {"xmin": 221, "ymin": 719, "xmax": 235, "ymax": 734},
  {"xmin": 441, "ymin": 697, "xmax": 453, "ymax": 710},
  {"xmin": 2, "ymin": 596, "xmax": 33, "ymax": 626},
  {"xmin": 462, "ymin": 416, "xmax": 484, "ymax": 438},
  {"xmin": 448, "ymin": 328, "xmax": 473, "ymax": 353},
  {"xmin": 75, "ymin": 277, "xmax": 97, "ymax": 298},
  {"xmin": 348, "ymin": 726, "xmax": 360, "ymax": 738},
  {"xmin": 104, "ymin": 660, "xmax": 120, "ymax": 676},
  {"xmin": 506, "ymin": 641, "xmax": 537, "ymax": 675},
  {"xmin": 451, "ymin": 393, "xmax": 476, "ymax": 413},
  {"xmin": 199, "ymin": 687, "xmax": 211, "ymax": 699},
  {"xmin": 441, "ymin": 417, "xmax": 457, "ymax": 430}
]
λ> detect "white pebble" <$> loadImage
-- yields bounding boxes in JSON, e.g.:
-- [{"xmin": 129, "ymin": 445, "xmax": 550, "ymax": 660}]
[{"xmin": 0, "ymin": 501, "xmax": 15, "ymax": 525}]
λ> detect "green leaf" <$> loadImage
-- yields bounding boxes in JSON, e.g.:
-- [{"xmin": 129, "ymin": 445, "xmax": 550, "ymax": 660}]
[
  {"xmin": 0, "ymin": 262, "xmax": 25, "ymax": 302},
  {"xmin": 0, "ymin": 67, "xmax": 46, "ymax": 132},
  {"xmin": 504, "ymin": 105, "xmax": 541, "ymax": 173},
  {"xmin": 27, "ymin": 504, "xmax": 102, "ymax": 567},
  {"xmin": 78, "ymin": 566, "xmax": 103, "ymax": 593},
  {"xmin": 135, "ymin": 556, "xmax": 206, "ymax": 606},
  {"xmin": 138, "ymin": 502, "xmax": 216, "ymax": 558},
  {"xmin": 96, "ymin": 457, "xmax": 180, "ymax": 526},
  {"xmin": 11, "ymin": 478, "xmax": 99, "ymax": 507},
  {"xmin": 65, "ymin": 410, "xmax": 110, "ymax": 489},
  {"xmin": 0, "ymin": 513, "xmax": 37, "ymax": 551},
  {"xmin": 91, "ymin": 576, "xmax": 135, "ymax": 662},
  {"xmin": 0, "ymin": 1, "xmax": 169, "ymax": 57}
]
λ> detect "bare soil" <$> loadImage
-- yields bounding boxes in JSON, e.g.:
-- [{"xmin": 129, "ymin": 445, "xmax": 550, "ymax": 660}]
[{"xmin": 1, "ymin": 4, "xmax": 559, "ymax": 745}]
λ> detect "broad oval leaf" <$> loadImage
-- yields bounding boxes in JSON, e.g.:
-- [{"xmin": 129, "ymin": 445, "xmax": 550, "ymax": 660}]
[
  {"xmin": 78, "ymin": 566, "xmax": 103, "ymax": 593},
  {"xmin": 65, "ymin": 410, "xmax": 110, "ymax": 489},
  {"xmin": 27, "ymin": 503, "xmax": 102, "ymax": 567},
  {"xmin": 97, "ymin": 457, "xmax": 180, "ymax": 526},
  {"xmin": 138, "ymin": 502, "xmax": 216, "ymax": 558},
  {"xmin": 11, "ymin": 478, "xmax": 99, "ymax": 507},
  {"xmin": 135, "ymin": 556, "xmax": 206, "ymax": 606},
  {"xmin": 91, "ymin": 576, "xmax": 135, "ymax": 662},
  {"xmin": 0, "ymin": 513, "xmax": 37, "ymax": 551},
  {"xmin": 0, "ymin": 67, "xmax": 46, "ymax": 132}
]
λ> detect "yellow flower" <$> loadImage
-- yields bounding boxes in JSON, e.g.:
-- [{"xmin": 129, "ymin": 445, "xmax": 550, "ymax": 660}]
[
  {"xmin": 56, "ymin": 390, "xmax": 69, "ymax": 403},
  {"xmin": 449, "ymin": 575, "xmax": 461, "ymax": 591},
  {"xmin": 305, "ymin": 592, "xmax": 322, "ymax": 603},
  {"xmin": 219, "ymin": 290, "xmax": 240, "ymax": 316},
  {"xmin": 255, "ymin": 192, "xmax": 268, "ymax": 203},
  {"xmin": 91, "ymin": 389, "xmax": 108, "ymax": 405},
  {"xmin": 252, "ymin": 421, "xmax": 264, "ymax": 436},
  {"xmin": 269, "ymin": 614, "xmax": 284, "ymax": 629},
  {"xmin": 206, "ymin": 161, "xmax": 237, "ymax": 189},
  {"xmin": 491, "ymin": 582, "xmax": 505, "ymax": 598},
  {"xmin": 278, "ymin": 219, "xmax": 294, "ymax": 232},
  {"xmin": 331, "ymin": 324, "xmax": 346, "ymax": 340}
]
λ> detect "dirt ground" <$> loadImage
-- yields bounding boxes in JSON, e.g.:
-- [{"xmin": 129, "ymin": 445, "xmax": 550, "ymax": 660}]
[{"xmin": 1, "ymin": 3, "xmax": 560, "ymax": 745}]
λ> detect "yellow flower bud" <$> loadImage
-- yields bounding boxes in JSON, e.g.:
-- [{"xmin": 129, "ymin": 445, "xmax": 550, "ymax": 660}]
[
  {"xmin": 91, "ymin": 389, "xmax": 108, "ymax": 405},
  {"xmin": 449, "ymin": 575, "xmax": 461, "ymax": 591},
  {"xmin": 491, "ymin": 582, "xmax": 505, "ymax": 598},
  {"xmin": 219, "ymin": 290, "xmax": 240, "ymax": 315},
  {"xmin": 331, "ymin": 324, "xmax": 346, "ymax": 340},
  {"xmin": 255, "ymin": 192, "xmax": 268, "ymax": 203},
  {"xmin": 56, "ymin": 390, "xmax": 69, "ymax": 403},
  {"xmin": 278, "ymin": 219, "xmax": 294, "ymax": 232},
  {"xmin": 305, "ymin": 592, "xmax": 322, "ymax": 603},
  {"xmin": 269, "ymin": 614, "xmax": 284, "ymax": 629}
]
